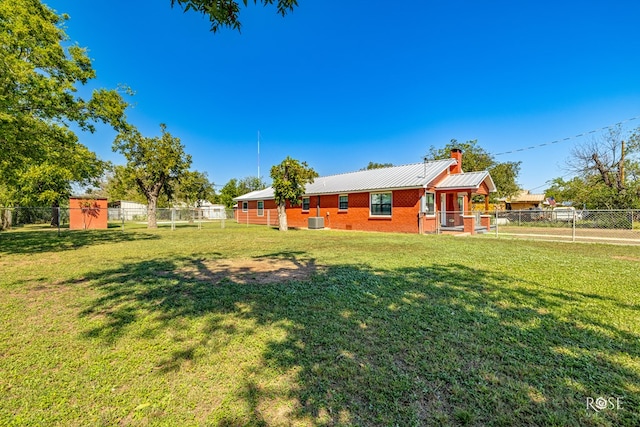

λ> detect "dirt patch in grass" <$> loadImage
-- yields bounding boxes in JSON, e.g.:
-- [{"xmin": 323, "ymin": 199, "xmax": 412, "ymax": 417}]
[
  {"xmin": 612, "ymin": 255, "xmax": 640, "ymax": 262},
  {"xmin": 178, "ymin": 258, "xmax": 321, "ymax": 285}
]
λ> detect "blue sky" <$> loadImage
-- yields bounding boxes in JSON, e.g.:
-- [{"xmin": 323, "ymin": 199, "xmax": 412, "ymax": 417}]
[{"xmin": 46, "ymin": 0, "xmax": 640, "ymax": 192}]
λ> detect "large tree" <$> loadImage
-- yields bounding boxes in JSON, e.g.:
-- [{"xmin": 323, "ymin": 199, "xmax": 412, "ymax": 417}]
[
  {"xmin": 270, "ymin": 157, "xmax": 317, "ymax": 231},
  {"xmin": 548, "ymin": 127, "xmax": 640, "ymax": 208},
  {"xmin": 426, "ymin": 139, "xmax": 521, "ymax": 200},
  {"xmin": 173, "ymin": 170, "xmax": 216, "ymax": 206},
  {"xmin": 113, "ymin": 124, "xmax": 192, "ymax": 228},
  {"xmin": 0, "ymin": 0, "xmax": 128, "ymax": 228},
  {"xmin": 171, "ymin": 0, "xmax": 299, "ymax": 32}
]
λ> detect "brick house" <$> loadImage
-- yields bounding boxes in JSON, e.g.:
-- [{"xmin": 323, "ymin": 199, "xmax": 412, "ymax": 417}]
[{"xmin": 234, "ymin": 150, "xmax": 496, "ymax": 234}]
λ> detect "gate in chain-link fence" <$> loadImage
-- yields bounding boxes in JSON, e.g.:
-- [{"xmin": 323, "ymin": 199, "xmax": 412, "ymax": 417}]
[{"xmin": 490, "ymin": 209, "xmax": 640, "ymax": 245}]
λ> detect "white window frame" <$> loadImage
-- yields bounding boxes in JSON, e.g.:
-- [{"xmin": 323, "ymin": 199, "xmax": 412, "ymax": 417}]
[
  {"xmin": 370, "ymin": 192, "xmax": 392, "ymax": 217},
  {"xmin": 338, "ymin": 194, "xmax": 348, "ymax": 211},
  {"xmin": 457, "ymin": 194, "xmax": 465, "ymax": 213},
  {"xmin": 257, "ymin": 200, "xmax": 264, "ymax": 217},
  {"xmin": 302, "ymin": 197, "xmax": 310, "ymax": 212},
  {"xmin": 423, "ymin": 192, "xmax": 435, "ymax": 216},
  {"xmin": 242, "ymin": 201, "xmax": 248, "ymax": 212}
]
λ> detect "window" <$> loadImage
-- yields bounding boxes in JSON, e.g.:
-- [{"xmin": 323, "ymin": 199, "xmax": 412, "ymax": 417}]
[
  {"xmin": 302, "ymin": 197, "xmax": 310, "ymax": 211},
  {"xmin": 370, "ymin": 192, "xmax": 392, "ymax": 216},
  {"xmin": 242, "ymin": 201, "xmax": 248, "ymax": 212},
  {"xmin": 339, "ymin": 194, "xmax": 348, "ymax": 210},
  {"xmin": 457, "ymin": 195, "xmax": 465, "ymax": 213},
  {"xmin": 257, "ymin": 201, "xmax": 264, "ymax": 217},
  {"xmin": 423, "ymin": 192, "xmax": 435, "ymax": 215}
]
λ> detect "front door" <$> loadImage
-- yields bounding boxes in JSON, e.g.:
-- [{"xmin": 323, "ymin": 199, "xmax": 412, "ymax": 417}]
[{"xmin": 440, "ymin": 194, "xmax": 447, "ymax": 226}]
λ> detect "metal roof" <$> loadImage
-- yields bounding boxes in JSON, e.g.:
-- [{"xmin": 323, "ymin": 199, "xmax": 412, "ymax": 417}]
[
  {"xmin": 507, "ymin": 190, "xmax": 546, "ymax": 203},
  {"xmin": 235, "ymin": 158, "xmax": 495, "ymax": 201},
  {"xmin": 437, "ymin": 171, "xmax": 497, "ymax": 192}
]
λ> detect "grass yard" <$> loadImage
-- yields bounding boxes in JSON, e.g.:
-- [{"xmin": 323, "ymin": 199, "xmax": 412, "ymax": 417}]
[{"xmin": 0, "ymin": 223, "xmax": 639, "ymax": 426}]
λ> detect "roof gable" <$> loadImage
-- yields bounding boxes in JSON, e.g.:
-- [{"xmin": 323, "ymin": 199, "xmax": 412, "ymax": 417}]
[{"xmin": 436, "ymin": 171, "xmax": 497, "ymax": 192}]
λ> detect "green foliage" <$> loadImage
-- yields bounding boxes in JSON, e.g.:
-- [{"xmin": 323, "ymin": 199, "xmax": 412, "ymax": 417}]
[
  {"xmin": 271, "ymin": 157, "xmax": 317, "ymax": 231},
  {"xmin": 173, "ymin": 170, "xmax": 216, "ymax": 206},
  {"xmin": 361, "ymin": 161, "xmax": 394, "ymax": 170},
  {"xmin": 0, "ymin": 0, "xmax": 129, "ymax": 208},
  {"xmin": 218, "ymin": 176, "xmax": 266, "ymax": 207},
  {"xmin": 170, "ymin": 0, "xmax": 299, "ymax": 32},
  {"xmin": 427, "ymin": 139, "xmax": 521, "ymax": 199},
  {"xmin": 113, "ymin": 124, "xmax": 192, "ymax": 227},
  {"xmin": 270, "ymin": 156, "xmax": 317, "ymax": 207}
]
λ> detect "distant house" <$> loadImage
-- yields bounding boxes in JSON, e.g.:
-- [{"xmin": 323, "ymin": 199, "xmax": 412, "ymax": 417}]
[
  {"xmin": 501, "ymin": 190, "xmax": 546, "ymax": 211},
  {"xmin": 197, "ymin": 201, "xmax": 227, "ymax": 219},
  {"xmin": 234, "ymin": 149, "xmax": 497, "ymax": 234},
  {"xmin": 107, "ymin": 200, "xmax": 147, "ymax": 221}
]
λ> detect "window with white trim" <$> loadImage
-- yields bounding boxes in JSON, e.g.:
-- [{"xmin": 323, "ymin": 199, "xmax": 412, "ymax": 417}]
[
  {"xmin": 242, "ymin": 201, "xmax": 248, "ymax": 212},
  {"xmin": 257, "ymin": 201, "xmax": 264, "ymax": 216},
  {"xmin": 423, "ymin": 192, "xmax": 435, "ymax": 215},
  {"xmin": 339, "ymin": 194, "xmax": 348, "ymax": 210},
  {"xmin": 370, "ymin": 192, "xmax": 392, "ymax": 216},
  {"xmin": 302, "ymin": 197, "xmax": 310, "ymax": 211}
]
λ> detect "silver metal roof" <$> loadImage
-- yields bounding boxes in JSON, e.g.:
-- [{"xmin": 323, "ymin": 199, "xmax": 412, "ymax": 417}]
[
  {"xmin": 437, "ymin": 171, "xmax": 497, "ymax": 192},
  {"xmin": 234, "ymin": 158, "xmax": 495, "ymax": 201}
]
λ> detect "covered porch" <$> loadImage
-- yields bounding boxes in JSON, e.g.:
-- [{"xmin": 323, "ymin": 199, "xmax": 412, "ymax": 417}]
[{"xmin": 422, "ymin": 171, "xmax": 496, "ymax": 235}]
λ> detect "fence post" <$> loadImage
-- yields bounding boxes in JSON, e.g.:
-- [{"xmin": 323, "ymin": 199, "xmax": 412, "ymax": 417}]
[
  {"xmin": 121, "ymin": 207, "xmax": 125, "ymax": 232},
  {"xmin": 171, "ymin": 208, "xmax": 176, "ymax": 231},
  {"xmin": 198, "ymin": 208, "xmax": 202, "ymax": 230},
  {"xmin": 57, "ymin": 207, "xmax": 61, "ymax": 237},
  {"xmin": 572, "ymin": 211, "xmax": 576, "ymax": 242},
  {"xmin": 495, "ymin": 208, "xmax": 499, "ymax": 238},
  {"xmin": 267, "ymin": 210, "xmax": 270, "ymax": 227}
]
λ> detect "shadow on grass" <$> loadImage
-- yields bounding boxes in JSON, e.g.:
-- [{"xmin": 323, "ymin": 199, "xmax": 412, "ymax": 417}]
[
  {"xmin": 76, "ymin": 256, "xmax": 639, "ymax": 426},
  {"xmin": 0, "ymin": 229, "xmax": 159, "ymax": 254}
]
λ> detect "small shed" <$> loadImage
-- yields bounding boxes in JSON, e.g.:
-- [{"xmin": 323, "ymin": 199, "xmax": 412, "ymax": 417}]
[{"xmin": 69, "ymin": 197, "xmax": 108, "ymax": 230}]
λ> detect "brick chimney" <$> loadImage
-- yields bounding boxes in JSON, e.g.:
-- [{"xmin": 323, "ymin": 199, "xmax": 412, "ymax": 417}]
[{"xmin": 450, "ymin": 149, "xmax": 462, "ymax": 174}]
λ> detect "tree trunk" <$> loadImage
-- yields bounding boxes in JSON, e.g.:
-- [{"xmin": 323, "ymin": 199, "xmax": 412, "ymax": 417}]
[
  {"xmin": 277, "ymin": 203, "xmax": 288, "ymax": 231},
  {"xmin": 147, "ymin": 196, "xmax": 158, "ymax": 228},
  {"xmin": 50, "ymin": 202, "xmax": 59, "ymax": 227},
  {"xmin": 1, "ymin": 208, "xmax": 12, "ymax": 231}
]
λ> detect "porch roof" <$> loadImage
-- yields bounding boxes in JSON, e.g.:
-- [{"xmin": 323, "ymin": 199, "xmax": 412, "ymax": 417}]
[{"xmin": 436, "ymin": 171, "xmax": 497, "ymax": 192}]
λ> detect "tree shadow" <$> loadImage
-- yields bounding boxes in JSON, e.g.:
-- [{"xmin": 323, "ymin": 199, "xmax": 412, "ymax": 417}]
[
  {"xmin": 0, "ymin": 229, "xmax": 160, "ymax": 254},
  {"xmin": 74, "ymin": 258, "xmax": 640, "ymax": 426}
]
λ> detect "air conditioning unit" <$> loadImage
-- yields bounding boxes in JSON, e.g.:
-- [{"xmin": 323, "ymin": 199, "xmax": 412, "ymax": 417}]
[{"xmin": 308, "ymin": 217, "xmax": 324, "ymax": 229}]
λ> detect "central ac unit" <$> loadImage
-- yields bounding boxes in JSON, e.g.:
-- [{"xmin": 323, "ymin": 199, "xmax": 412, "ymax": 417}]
[{"xmin": 308, "ymin": 217, "xmax": 324, "ymax": 229}]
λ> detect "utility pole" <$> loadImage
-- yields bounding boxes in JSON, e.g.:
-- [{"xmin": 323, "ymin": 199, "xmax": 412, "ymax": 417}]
[{"xmin": 620, "ymin": 139, "xmax": 625, "ymax": 185}]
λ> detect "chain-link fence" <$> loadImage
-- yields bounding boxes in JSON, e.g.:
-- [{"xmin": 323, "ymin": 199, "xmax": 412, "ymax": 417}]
[
  {"xmin": 489, "ymin": 209, "xmax": 640, "ymax": 244},
  {"xmin": 2, "ymin": 206, "xmax": 639, "ymax": 245},
  {"xmin": 0, "ymin": 206, "xmax": 239, "ymax": 232}
]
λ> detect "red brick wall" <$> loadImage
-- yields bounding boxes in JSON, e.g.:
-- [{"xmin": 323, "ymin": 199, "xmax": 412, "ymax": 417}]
[
  {"xmin": 235, "ymin": 199, "xmax": 278, "ymax": 226},
  {"xmin": 283, "ymin": 188, "xmax": 423, "ymax": 233}
]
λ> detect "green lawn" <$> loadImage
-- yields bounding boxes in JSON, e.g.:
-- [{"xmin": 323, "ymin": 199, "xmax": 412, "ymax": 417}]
[{"xmin": 1, "ymin": 224, "xmax": 639, "ymax": 426}]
